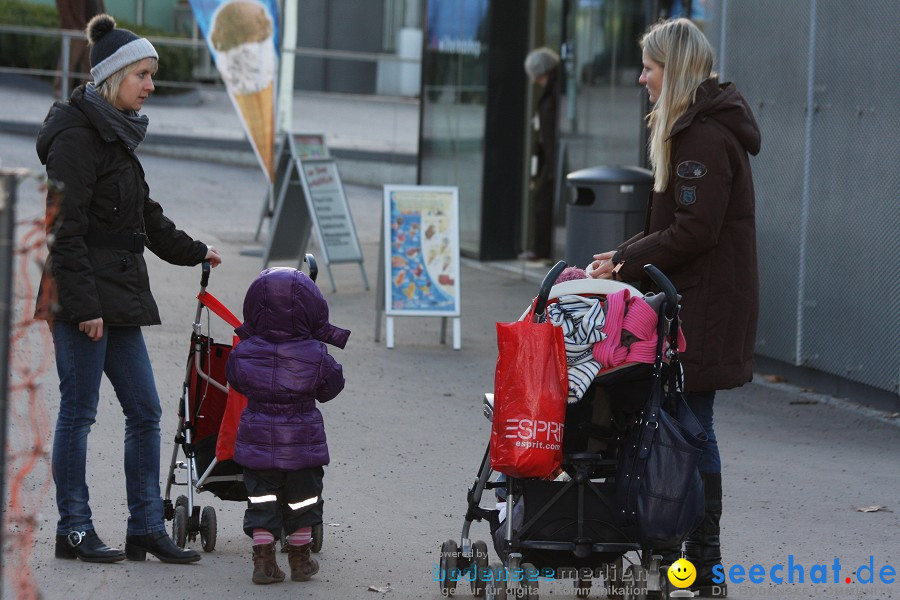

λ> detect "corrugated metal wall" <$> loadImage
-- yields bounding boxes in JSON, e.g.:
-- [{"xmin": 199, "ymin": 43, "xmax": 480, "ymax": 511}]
[{"xmin": 706, "ymin": 0, "xmax": 900, "ymax": 394}]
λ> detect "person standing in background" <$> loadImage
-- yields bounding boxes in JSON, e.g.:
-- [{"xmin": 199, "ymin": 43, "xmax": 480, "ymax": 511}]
[
  {"xmin": 522, "ymin": 47, "xmax": 562, "ymax": 263},
  {"xmin": 54, "ymin": 0, "xmax": 106, "ymax": 98}
]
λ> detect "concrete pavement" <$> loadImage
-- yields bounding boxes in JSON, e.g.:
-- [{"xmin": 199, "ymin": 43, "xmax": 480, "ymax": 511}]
[{"xmin": 1, "ymin": 78, "xmax": 899, "ymax": 600}]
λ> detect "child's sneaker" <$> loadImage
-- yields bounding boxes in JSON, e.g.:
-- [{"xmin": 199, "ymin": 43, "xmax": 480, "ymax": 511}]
[
  {"xmin": 287, "ymin": 543, "xmax": 319, "ymax": 581},
  {"xmin": 252, "ymin": 542, "xmax": 286, "ymax": 584}
]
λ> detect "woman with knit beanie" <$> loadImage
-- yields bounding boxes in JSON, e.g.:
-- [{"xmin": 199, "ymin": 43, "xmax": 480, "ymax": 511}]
[{"xmin": 35, "ymin": 14, "xmax": 221, "ymax": 564}]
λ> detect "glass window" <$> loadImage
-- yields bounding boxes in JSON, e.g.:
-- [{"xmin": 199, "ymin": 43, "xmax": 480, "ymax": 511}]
[
  {"xmin": 562, "ymin": 0, "xmax": 646, "ymax": 174},
  {"xmin": 419, "ymin": 0, "xmax": 490, "ymax": 255}
]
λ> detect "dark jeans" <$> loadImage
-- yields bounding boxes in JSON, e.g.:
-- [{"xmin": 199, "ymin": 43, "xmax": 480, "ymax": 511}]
[
  {"xmin": 683, "ymin": 391, "xmax": 720, "ymax": 474},
  {"xmin": 51, "ymin": 322, "xmax": 165, "ymax": 536}
]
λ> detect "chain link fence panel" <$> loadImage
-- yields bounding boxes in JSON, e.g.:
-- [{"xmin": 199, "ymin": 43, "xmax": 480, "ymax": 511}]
[{"xmin": 707, "ymin": 0, "xmax": 899, "ymax": 394}]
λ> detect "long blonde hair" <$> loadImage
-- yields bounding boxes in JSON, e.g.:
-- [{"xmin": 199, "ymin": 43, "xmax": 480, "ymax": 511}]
[{"xmin": 641, "ymin": 18, "xmax": 714, "ymax": 192}]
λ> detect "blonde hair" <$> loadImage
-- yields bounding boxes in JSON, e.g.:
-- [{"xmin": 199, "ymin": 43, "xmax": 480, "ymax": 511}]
[
  {"xmin": 641, "ymin": 18, "xmax": 714, "ymax": 192},
  {"xmin": 95, "ymin": 57, "xmax": 158, "ymax": 105}
]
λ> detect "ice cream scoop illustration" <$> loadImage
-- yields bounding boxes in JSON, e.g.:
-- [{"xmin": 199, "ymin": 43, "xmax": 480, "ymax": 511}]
[{"xmin": 210, "ymin": 0, "xmax": 276, "ymax": 178}]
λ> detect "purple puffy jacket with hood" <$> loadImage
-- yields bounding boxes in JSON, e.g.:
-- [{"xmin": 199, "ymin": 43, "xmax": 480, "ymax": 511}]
[{"xmin": 226, "ymin": 267, "xmax": 350, "ymax": 471}]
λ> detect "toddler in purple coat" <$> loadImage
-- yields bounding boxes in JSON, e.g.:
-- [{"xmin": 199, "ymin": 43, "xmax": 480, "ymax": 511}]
[{"xmin": 225, "ymin": 267, "xmax": 350, "ymax": 584}]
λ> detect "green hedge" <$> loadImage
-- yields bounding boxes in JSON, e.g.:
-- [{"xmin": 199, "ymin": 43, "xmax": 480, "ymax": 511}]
[
  {"xmin": 0, "ymin": 2, "xmax": 60, "ymax": 71},
  {"xmin": 0, "ymin": 0, "xmax": 196, "ymax": 94}
]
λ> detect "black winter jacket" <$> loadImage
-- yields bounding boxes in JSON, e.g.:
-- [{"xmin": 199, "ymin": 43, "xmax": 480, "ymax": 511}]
[{"xmin": 35, "ymin": 86, "xmax": 208, "ymax": 325}]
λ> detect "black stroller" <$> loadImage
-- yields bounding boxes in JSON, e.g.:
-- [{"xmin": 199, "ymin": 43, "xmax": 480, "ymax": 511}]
[
  {"xmin": 439, "ymin": 262, "xmax": 700, "ymax": 599},
  {"xmin": 163, "ymin": 255, "xmax": 324, "ymax": 554}
]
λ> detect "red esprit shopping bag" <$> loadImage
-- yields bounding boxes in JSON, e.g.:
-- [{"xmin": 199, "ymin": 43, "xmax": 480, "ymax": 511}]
[{"xmin": 490, "ymin": 311, "xmax": 568, "ymax": 478}]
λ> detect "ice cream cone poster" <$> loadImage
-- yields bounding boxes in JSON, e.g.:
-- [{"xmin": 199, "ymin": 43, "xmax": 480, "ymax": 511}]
[
  {"xmin": 383, "ymin": 186, "xmax": 460, "ymax": 316},
  {"xmin": 190, "ymin": 0, "xmax": 279, "ymax": 180}
]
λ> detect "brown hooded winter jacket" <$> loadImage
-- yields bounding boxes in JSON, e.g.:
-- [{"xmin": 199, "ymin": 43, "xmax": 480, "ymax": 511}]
[{"xmin": 613, "ymin": 78, "xmax": 761, "ymax": 392}]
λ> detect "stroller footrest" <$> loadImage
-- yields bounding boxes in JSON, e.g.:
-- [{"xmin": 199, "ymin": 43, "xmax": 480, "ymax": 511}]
[
  {"xmin": 564, "ymin": 452, "xmax": 612, "ymax": 463},
  {"xmin": 465, "ymin": 506, "xmax": 500, "ymax": 531}
]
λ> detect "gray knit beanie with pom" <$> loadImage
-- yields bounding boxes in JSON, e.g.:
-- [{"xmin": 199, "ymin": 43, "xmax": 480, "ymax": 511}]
[{"xmin": 87, "ymin": 14, "xmax": 158, "ymax": 85}]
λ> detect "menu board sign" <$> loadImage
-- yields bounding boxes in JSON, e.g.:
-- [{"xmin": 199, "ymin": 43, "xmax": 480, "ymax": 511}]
[{"xmin": 300, "ymin": 159, "xmax": 362, "ymax": 263}]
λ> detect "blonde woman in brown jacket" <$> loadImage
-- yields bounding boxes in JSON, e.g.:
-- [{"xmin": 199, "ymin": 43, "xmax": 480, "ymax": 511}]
[{"xmin": 588, "ymin": 18, "xmax": 760, "ymax": 598}]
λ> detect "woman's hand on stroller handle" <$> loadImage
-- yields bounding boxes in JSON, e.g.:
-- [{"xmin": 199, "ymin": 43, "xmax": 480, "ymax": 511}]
[
  {"xmin": 200, "ymin": 247, "xmax": 222, "ymax": 288},
  {"xmin": 587, "ymin": 250, "xmax": 616, "ymax": 279},
  {"xmin": 205, "ymin": 245, "xmax": 222, "ymax": 267}
]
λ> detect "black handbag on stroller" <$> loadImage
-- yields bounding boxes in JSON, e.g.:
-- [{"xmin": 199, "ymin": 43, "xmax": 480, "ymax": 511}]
[{"xmin": 615, "ymin": 265, "xmax": 707, "ymax": 549}]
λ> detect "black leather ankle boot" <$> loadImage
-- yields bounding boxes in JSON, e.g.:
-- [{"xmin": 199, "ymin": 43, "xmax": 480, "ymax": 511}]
[
  {"xmin": 125, "ymin": 531, "xmax": 201, "ymax": 564},
  {"xmin": 55, "ymin": 530, "xmax": 126, "ymax": 563},
  {"xmin": 685, "ymin": 472, "xmax": 727, "ymax": 597}
]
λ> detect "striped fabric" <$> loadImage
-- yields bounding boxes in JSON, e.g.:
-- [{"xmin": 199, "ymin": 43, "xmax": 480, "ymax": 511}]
[
  {"xmin": 546, "ymin": 295, "xmax": 607, "ymax": 403},
  {"xmin": 288, "ymin": 527, "xmax": 312, "ymax": 546}
]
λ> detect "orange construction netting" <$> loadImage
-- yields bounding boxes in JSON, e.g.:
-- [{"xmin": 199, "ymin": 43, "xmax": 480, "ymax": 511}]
[{"xmin": 3, "ymin": 178, "xmax": 58, "ymax": 600}]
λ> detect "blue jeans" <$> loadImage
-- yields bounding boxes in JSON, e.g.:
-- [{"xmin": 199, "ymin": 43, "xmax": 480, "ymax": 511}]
[
  {"xmin": 683, "ymin": 391, "xmax": 720, "ymax": 474},
  {"xmin": 52, "ymin": 322, "xmax": 165, "ymax": 536}
]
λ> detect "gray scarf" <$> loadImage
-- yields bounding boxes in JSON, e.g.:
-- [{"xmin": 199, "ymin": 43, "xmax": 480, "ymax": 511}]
[{"xmin": 83, "ymin": 83, "xmax": 149, "ymax": 151}]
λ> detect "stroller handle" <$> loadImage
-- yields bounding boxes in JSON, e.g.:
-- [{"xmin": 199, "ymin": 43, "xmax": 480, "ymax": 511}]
[
  {"xmin": 643, "ymin": 264, "xmax": 678, "ymax": 320},
  {"xmin": 534, "ymin": 261, "xmax": 568, "ymax": 320},
  {"xmin": 304, "ymin": 253, "xmax": 318, "ymax": 282},
  {"xmin": 200, "ymin": 260, "xmax": 211, "ymax": 289}
]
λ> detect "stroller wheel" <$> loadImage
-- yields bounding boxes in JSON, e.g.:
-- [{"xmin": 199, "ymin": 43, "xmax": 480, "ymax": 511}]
[
  {"xmin": 622, "ymin": 564, "xmax": 648, "ymax": 599},
  {"xmin": 574, "ymin": 574, "xmax": 592, "ymax": 597},
  {"xmin": 470, "ymin": 540, "xmax": 489, "ymax": 597},
  {"xmin": 485, "ymin": 562, "xmax": 507, "ymax": 600},
  {"xmin": 200, "ymin": 505, "xmax": 217, "ymax": 552},
  {"xmin": 439, "ymin": 540, "xmax": 459, "ymax": 596},
  {"xmin": 311, "ymin": 522, "xmax": 323, "ymax": 553},
  {"xmin": 172, "ymin": 504, "xmax": 188, "ymax": 548},
  {"xmin": 521, "ymin": 562, "xmax": 539, "ymax": 600},
  {"xmin": 647, "ymin": 574, "xmax": 672, "ymax": 600},
  {"xmin": 175, "ymin": 495, "xmax": 188, "ymax": 510},
  {"xmin": 606, "ymin": 557, "xmax": 626, "ymax": 599}
]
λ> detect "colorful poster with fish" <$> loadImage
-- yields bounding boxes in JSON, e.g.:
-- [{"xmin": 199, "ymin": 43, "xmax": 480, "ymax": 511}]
[{"xmin": 383, "ymin": 186, "xmax": 460, "ymax": 316}]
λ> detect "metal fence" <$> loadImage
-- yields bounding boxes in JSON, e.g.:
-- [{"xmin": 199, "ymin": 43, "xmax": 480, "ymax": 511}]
[
  {"xmin": 705, "ymin": 0, "xmax": 900, "ymax": 395},
  {"xmin": 0, "ymin": 24, "xmax": 420, "ymax": 99}
]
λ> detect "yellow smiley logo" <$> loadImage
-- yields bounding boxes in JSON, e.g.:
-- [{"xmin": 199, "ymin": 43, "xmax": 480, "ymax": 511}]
[{"xmin": 667, "ymin": 558, "xmax": 697, "ymax": 588}]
